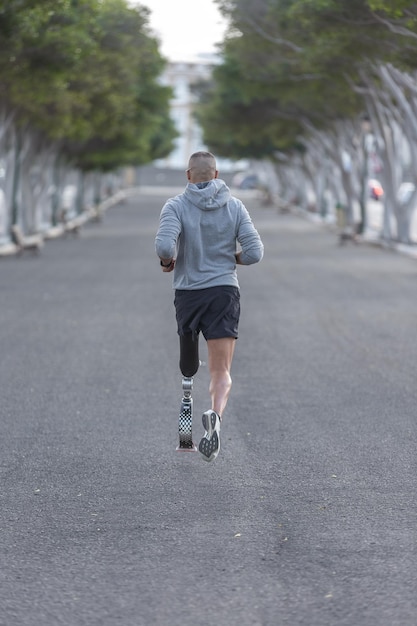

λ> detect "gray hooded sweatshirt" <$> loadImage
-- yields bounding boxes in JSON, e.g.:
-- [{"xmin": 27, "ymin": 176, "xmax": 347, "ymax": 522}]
[{"xmin": 155, "ymin": 178, "xmax": 264, "ymax": 290}]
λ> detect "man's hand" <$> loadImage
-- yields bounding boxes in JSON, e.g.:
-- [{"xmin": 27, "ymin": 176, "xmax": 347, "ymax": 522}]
[{"xmin": 160, "ymin": 258, "xmax": 175, "ymax": 272}]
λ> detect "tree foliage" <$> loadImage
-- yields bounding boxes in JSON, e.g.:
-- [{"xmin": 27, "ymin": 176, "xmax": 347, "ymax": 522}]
[
  {"xmin": 201, "ymin": 0, "xmax": 417, "ymax": 160},
  {"xmin": 0, "ymin": 0, "xmax": 177, "ymax": 170}
]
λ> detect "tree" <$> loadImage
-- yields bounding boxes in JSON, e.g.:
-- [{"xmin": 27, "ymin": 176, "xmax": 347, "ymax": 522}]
[
  {"xmin": 0, "ymin": 0, "xmax": 177, "ymax": 232},
  {"xmin": 64, "ymin": 0, "xmax": 177, "ymax": 172},
  {"xmin": 202, "ymin": 0, "xmax": 417, "ymax": 240}
]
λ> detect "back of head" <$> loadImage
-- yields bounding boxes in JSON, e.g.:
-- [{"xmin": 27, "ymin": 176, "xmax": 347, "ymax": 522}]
[{"xmin": 187, "ymin": 151, "xmax": 217, "ymax": 183}]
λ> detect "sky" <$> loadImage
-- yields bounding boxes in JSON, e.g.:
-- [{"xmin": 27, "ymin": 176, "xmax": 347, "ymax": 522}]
[{"xmin": 135, "ymin": 0, "xmax": 228, "ymax": 61}]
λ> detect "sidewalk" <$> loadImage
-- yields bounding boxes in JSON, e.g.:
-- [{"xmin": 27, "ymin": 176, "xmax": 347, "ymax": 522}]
[
  {"xmin": 0, "ymin": 189, "xmax": 129, "ymax": 258},
  {"xmin": 291, "ymin": 203, "xmax": 417, "ymax": 260}
]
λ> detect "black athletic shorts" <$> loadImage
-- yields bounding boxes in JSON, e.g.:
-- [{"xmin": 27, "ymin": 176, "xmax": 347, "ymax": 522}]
[{"xmin": 174, "ymin": 286, "xmax": 240, "ymax": 340}]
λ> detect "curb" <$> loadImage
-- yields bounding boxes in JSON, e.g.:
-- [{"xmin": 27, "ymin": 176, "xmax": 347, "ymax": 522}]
[
  {"xmin": 0, "ymin": 189, "xmax": 128, "ymax": 258},
  {"xmin": 288, "ymin": 205, "xmax": 417, "ymax": 261}
]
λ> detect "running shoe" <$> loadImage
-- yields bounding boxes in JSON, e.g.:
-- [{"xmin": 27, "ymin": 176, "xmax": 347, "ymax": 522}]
[{"xmin": 198, "ymin": 410, "xmax": 221, "ymax": 462}]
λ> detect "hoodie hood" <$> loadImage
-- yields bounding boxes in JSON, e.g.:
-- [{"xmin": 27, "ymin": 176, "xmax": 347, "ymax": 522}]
[{"xmin": 183, "ymin": 178, "xmax": 231, "ymax": 211}]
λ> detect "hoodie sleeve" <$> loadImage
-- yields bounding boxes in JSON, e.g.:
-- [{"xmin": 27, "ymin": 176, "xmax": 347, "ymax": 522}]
[
  {"xmin": 236, "ymin": 203, "xmax": 264, "ymax": 265},
  {"xmin": 155, "ymin": 199, "xmax": 182, "ymax": 260}
]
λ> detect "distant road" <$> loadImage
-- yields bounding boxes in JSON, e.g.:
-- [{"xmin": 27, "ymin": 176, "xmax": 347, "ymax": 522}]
[{"xmin": 136, "ymin": 164, "xmax": 237, "ymax": 188}]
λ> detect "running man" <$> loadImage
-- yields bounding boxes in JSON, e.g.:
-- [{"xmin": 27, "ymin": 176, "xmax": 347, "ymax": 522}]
[{"xmin": 155, "ymin": 151, "xmax": 264, "ymax": 461}]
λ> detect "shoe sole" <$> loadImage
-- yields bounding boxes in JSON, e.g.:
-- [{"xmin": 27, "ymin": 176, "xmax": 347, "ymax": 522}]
[{"xmin": 198, "ymin": 411, "xmax": 220, "ymax": 462}]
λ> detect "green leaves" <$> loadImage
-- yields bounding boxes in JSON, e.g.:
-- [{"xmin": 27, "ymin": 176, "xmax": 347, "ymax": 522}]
[
  {"xmin": 0, "ymin": 0, "xmax": 177, "ymax": 170},
  {"xmin": 198, "ymin": 0, "xmax": 417, "ymax": 160},
  {"xmin": 368, "ymin": 0, "xmax": 415, "ymax": 15}
]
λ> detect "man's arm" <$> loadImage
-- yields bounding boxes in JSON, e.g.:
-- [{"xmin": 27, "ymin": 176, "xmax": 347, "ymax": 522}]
[
  {"xmin": 236, "ymin": 204, "xmax": 264, "ymax": 265},
  {"xmin": 155, "ymin": 200, "xmax": 181, "ymax": 272}
]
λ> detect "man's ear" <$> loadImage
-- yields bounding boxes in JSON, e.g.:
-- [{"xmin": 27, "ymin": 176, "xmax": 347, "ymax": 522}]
[{"xmin": 214, "ymin": 170, "xmax": 219, "ymax": 179}]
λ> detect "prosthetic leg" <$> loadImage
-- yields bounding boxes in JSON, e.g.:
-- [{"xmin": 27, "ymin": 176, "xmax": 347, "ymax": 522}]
[
  {"xmin": 176, "ymin": 334, "xmax": 199, "ymax": 452},
  {"xmin": 176, "ymin": 376, "xmax": 196, "ymax": 451}
]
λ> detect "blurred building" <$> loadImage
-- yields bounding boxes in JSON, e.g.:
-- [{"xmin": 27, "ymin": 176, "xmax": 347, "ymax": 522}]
[{"xmin": 156, "ymin": 54, "xmax": 246, "ymax": 172}]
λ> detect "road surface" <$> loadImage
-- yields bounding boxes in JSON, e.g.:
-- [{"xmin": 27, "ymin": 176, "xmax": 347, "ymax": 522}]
[{"xmin": 0, "ymin": 189, "xmax": 416, "ymax": 626}]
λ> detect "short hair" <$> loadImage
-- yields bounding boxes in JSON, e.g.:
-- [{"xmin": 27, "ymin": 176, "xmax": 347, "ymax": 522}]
[{"xmin": 187, "ymin": 151, "xmax": 217, "ymax": 180}]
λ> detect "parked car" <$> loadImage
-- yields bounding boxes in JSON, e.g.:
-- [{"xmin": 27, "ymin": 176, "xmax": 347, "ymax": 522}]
[
  {"xmin": 397, "ymin": 182, "xmax": 415, "ymax": 205},
  {"xmin": 232, "ymin": 172, "xmax": 260, "ymax": 189},
  {"xmin": 368, "ymin": 179, "xmax": 384, "ymax": 200}
]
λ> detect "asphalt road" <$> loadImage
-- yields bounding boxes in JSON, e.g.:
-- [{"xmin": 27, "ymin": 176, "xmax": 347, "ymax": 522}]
[{"xmin": 1, "ymin": 189, "xmax": 416, "ymax": 626}]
